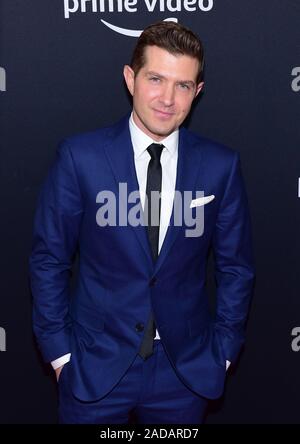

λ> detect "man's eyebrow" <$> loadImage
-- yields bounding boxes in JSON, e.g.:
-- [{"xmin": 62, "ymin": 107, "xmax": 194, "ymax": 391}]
[
  {"xmin": 178, "ymin": 80, "xmax": 195, "ymax": 86},
  {"xmin": 146, "ymin": 71, "xmax": 165, "ymax": 78},
  {"xmin": 146, "ymin": 71, "xmax": 196, "ymax": 86}
]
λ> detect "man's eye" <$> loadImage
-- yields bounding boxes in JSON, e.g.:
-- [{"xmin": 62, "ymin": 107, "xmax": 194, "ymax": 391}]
[
  {"xmin": 149, "ymin": 77, "xmax": 160, "ymax": 83},
  {"xmin": 179, "ymin": 83, "xmax": 190, "ymax": 90}
]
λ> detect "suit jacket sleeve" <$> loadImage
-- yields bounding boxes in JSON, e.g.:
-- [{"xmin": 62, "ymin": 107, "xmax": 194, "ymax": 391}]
[
  {"xmin": 29, "ymin": 141, "xmax": 83, "ymax": 363},
  {"xmin": 212, "ymin": 152, "xmax": 255, "ymax": 364}
]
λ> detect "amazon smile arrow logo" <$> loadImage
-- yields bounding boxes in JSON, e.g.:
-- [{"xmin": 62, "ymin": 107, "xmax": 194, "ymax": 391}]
[{"xmin": 101, "ymin": 17, "xmax": 177, "ymax": 37}]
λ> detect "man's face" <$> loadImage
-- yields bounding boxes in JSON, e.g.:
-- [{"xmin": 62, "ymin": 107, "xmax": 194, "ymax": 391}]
[{"xmin": 124, "ymin": 45, "xmax": 204, "ymax": 141}]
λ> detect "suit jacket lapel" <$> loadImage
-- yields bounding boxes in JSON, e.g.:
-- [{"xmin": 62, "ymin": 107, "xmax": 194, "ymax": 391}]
[
  {"xmin": 154, "ymin": 127, "xmax": 203, "ymax": 274},
  {"xmin": 103, "ymin": 116, "xmax": 153, "ymax": 267}
]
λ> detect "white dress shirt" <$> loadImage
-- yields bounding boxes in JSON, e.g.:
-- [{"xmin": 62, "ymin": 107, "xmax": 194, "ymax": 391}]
[{"xmin": 129, "ymin": 114, "xmax": 179, "ymax": 256}]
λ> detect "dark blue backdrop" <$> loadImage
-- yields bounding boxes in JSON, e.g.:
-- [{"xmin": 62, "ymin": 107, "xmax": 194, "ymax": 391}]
[{"xmin": 0, "ymin": 0, "xmax": 299, "ymax": 423}]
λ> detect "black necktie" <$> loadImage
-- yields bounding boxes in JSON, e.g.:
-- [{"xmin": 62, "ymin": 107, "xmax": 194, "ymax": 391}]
[{"xmin": 138, "ymin": 143, "xmax": 164, "ymax": 360}]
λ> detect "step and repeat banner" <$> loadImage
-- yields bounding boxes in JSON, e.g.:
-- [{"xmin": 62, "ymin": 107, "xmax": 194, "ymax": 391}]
[{"xmin": 0, "ymin": 0, "xmax": 299, "ymax": 424}]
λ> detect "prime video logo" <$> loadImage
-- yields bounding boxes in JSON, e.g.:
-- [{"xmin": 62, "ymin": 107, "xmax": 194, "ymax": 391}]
[{"xmin": 63, "ymin": 0, "xmax": 214, "ymax": 36}]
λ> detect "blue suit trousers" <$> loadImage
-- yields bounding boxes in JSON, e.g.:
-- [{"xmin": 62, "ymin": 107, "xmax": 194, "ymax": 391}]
[{"xmin": 58, "ymin": 340, "xmax": 207, "ymax": 424}]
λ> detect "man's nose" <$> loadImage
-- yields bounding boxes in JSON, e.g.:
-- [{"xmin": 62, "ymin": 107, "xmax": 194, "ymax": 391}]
[{"xmin": 160, "ymin": 84, "xmax": 175, "ymax": 106}]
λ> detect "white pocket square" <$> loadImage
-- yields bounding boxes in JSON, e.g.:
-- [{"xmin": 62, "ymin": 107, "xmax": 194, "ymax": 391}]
[{"xmin": 190, "ymin": 195, "xmax": 215, "ymax": 208}]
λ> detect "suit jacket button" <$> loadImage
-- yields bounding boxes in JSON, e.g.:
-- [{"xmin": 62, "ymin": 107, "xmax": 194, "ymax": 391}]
[
  {"xmin": 135, "ymin": 323, "xmax": 144, "ymax": 332},
  {"xmin": 149, "ymin": 277, "xmax": 157, "ymax": 287}
]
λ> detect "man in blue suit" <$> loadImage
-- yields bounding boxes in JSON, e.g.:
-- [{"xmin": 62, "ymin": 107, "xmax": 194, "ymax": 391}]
[{"xmin": 30, "ymin": 21, "xmax": 255, "ymax": 424}]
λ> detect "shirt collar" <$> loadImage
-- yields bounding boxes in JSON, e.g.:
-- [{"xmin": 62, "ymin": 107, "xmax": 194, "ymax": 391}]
[{"xmin": 129, "ymin": 112, "xmax": 179, "ymax": 159}]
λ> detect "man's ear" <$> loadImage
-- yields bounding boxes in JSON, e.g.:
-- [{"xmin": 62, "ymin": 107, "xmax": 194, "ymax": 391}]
[
  {"xmin": 195, "ymin": 81, "xmax": 204, "ymax": 98},
  {"xmin": 123, "ymin": 65, "xmax": 135, "ymax": 96}
]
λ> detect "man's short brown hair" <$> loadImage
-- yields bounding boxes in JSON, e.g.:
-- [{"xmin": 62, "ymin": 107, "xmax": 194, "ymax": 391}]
[{"xmin": 131, "ymin": 21, "xmax": 204, "ymax": 84}]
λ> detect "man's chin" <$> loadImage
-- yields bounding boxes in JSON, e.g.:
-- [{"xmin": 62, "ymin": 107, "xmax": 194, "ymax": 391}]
[{"xmin": 148, "ymin": 124, "xmax": 177, "ymax": 140}]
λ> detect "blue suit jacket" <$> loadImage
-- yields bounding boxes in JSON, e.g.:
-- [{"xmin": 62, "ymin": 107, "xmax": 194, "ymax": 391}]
[{"xmin": 30, "ymin": 115, "xmax": 255, "ymax": 401}]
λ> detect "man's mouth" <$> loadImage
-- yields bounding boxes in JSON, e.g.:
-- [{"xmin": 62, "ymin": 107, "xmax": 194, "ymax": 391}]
[{"xmin": 153, "ymin": 109, "xmax": 175, "ymax": 119}]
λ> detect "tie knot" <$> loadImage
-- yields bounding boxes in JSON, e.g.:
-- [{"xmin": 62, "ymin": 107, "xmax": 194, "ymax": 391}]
[{"xmin": 147, "ymin": 143, "xmax": 164, "ymax": 162}]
